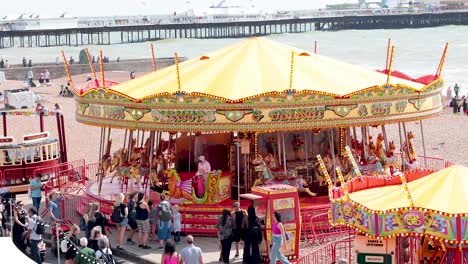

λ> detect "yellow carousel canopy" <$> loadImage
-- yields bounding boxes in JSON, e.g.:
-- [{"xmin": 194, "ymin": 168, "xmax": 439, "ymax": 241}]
[
  {"xmin": 75, "ymin": 37, "xmax": 443, "ymax": 132},
  {"xmin": 110, "ymin": 37, "xmax": 424, "ymax": 101},
  {"xmin": 349, "ymin": 165, "xmax": 468, "ymax": 214}
]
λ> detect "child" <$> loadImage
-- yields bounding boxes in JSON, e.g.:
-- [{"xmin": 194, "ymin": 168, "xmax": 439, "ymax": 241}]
[
  {"xmin": 148, "ymin": 199, "xmax": 157, "ymax": 241},
  {"xmin": 172, "ymin": 205, "xmax": 181, "ymax": 244}
]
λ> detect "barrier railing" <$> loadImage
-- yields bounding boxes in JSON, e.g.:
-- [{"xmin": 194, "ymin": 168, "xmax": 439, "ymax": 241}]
[
  {"xmin": 298, "ymin": 239, "xmax": 353, "ymax": 264},
  {"xmin": 85, "ymin": 162, "xmax": 101, "ymax": 184},
  {"xmin": 300, "ymin": 205, "xmax": 330, "ymax": 242},
  {"xmin": 306, "ymin": 212, "xmax": 354, "ymax": 246}
]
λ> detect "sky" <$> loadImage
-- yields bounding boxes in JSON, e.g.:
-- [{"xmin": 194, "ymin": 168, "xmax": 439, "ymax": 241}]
[{"xmin": 0, "ymin": 0, "xmax": 358, "ymax": 18}]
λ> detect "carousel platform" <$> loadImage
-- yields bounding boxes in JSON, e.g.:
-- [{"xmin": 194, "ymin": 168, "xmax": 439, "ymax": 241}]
[{"xmin": 82, "ymin": 176, "xmax": 330, "ymax": 236}]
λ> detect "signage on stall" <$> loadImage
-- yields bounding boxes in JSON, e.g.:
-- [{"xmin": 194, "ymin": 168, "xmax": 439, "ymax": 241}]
[
  {"xmin": 0, "ymin": 136, "xmax": 15, "ymax": 145},
  {"xmin": 22, "ymin": 132, "xmax": 49, "ymax": 144}
]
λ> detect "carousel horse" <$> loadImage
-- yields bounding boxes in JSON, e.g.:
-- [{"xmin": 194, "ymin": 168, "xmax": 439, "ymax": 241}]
[
  {"xmin": 110, "ymin": 148, "xmax": 128, "ymax": 183},
  {"xmin": 138, "ymin": 148, "xmax": 151, "ymax": 180},
  {"xmin": 263, "ymin": 152, "xmax": 278, "ymax": 169},
  {"xmin": 165, "ymin": 169, "xmax": 213, "ymax": 204},
  {"xmin": 252, "ymin": 155, "xmax": 273, "ymax": 187},
  {"xmin": 294, "ymin": 176, "xmax": 317, "ymax": 196},
  {"xmin": 150, "ymin": 169, "xmax": 161, "ymax": 189},
  {"xmin": 98, "ymin": 139, "xmax": 112, "ymax": 177},
  {"xmin": 365, "ymin": 140, "xmax": 388, "ymax": 176},
  {"xmin": 98, "ymin": 155, "xmax": 112, "ymax": 177},
  {"xmin": 129, "ymin": 162, "xmax": 142, "ymax": 186},
  {"xmin": 386, "ymin": 141, "xmax": 401, "ymax": 175},
  {"xmin": 401, "ymin": 131, "xmax": 418, "ymax": 171},
  {"xmin": 375, "ymin": 133, "xmax": 388, "ymax": 166},
  {"xmin": 407, "ymin": 131, "xmax": 417, "ymax": 162}
]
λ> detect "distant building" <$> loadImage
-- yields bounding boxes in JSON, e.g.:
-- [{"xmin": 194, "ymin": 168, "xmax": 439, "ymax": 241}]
[
  {"xmin": 440, "ymin": 0, "xmax": 468, "ymax": 9},
  {"xmin": 326, "ymin": 0, "xmax": 386, "ymax": 10}
]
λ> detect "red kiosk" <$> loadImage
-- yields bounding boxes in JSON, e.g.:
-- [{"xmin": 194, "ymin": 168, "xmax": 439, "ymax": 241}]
[{"xmin": 242, "ymin": 184, "xmax": 301, "ymax": 263}]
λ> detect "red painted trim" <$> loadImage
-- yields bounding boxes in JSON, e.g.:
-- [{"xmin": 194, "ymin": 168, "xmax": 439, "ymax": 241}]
[
  {"xmin": 39, "ymin": 112, "xmax": 44, "ymax": 132},
  {"xmin": 56, "ymin": 113, "xmax": 64, "ymax": 162},
  {"xmin": 2, "ymin": 112, "xmax": 6, "ymax": 136},
  {"xmin": 60, "ymin": 115, "xmax": 68, "ymax": 162}
]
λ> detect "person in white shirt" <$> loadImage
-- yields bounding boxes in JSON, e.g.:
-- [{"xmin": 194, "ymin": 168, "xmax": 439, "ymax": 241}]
[
  {"xmin": 44, "ymin": 70, "xmax": 51, "ymax": 86},
  {"xmin": 179, "ymin": 235, "xmax": 203, "ymax": 264},
  {"xmin": 27, "ymin": 207, "xmax": 43, "ymax": 264}
]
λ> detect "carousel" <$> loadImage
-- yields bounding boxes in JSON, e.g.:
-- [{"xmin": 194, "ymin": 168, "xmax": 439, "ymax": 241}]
[
  {"xmin": 328, "ymin": 165, "xmax": 468, "ymax": 264},
  {"xmin": 67, "ymin": 37, "xmax": 448, "ymax": 239}
]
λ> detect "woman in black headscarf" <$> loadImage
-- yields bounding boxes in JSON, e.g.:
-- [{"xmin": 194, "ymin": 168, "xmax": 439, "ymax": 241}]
[{"xmin": 242, "ymin": 206, "xmax": 263, "ymax": 264}]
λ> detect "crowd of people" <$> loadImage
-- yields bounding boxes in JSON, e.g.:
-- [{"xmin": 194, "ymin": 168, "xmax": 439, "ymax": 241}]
[
  {"xmin": 447, "ymin": 84, "xmax": 468, "ymax": 115},
  {"xmin": 26, "ymin": 68, "xmax": 51, "ymax": 87},
  {"xmin": 0, "ymin": 172, "xmax": 299, "ymax": 264},
  {"xmin": 0, "ymin": 58, "xmax": 10, "ymax": 68}
]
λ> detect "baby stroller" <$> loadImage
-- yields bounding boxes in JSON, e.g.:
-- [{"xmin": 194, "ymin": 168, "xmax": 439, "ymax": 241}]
[{"xmin": 50, "ymin": 220, "xmax": 72, "ymax": 257}]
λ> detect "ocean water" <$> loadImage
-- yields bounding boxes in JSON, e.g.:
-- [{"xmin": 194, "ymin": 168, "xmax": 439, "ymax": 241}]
[{"xmin": 0, "ymin": 25, "xmax": 466, "ymax": 95}]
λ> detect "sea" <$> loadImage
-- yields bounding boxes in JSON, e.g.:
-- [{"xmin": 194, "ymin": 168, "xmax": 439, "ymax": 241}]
[{"xmin": 0, "ymin": 25, "xmax": 467, "ymax": 95}]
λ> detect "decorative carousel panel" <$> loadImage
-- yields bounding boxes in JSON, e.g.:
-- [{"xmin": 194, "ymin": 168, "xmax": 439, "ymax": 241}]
[
  {"xmin": 75, "ymin": 86, "xmax": 442, "ymax": 132},
  {"xmin": 378, "ymin": 209, "xmax": 457, "ymax": 241},
  {"xmin": 331, "ymin": 201, "xmax": 376, "ymax": 236},
  {"xmin": 460, "ymin": 216, "xmax": 468, "ymax": 241}
]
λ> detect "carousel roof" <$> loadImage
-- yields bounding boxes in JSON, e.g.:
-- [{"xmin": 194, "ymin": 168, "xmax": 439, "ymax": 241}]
[
  {"xmin": 74, "ymin": 38, "xmax": 444, "ymax": 132},
  {"xmin": 349, "ymin": 165, "xmax": 468, "ymax": 214},
  {"xmin": 107, "ymin": 37, "xmax": 425, "ymax": 101}
]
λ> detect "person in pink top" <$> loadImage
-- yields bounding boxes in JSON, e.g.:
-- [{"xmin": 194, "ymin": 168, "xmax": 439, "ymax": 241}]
[
  {"xmin": 446, "ymin": 86, "xmax": 452, "ymax": 107},
  {"xmin": 161, "ymin": 241, "xmax": 179, "ymax": 264},
  {"xmin": 270, "ymin": 212, "xmax": 290, "ymax": 264}
]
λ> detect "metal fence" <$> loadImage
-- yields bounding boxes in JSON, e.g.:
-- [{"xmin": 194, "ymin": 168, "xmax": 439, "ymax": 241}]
[{"xmin": 298, "ymin": 239, "xmax": 353, "ymax": 264}]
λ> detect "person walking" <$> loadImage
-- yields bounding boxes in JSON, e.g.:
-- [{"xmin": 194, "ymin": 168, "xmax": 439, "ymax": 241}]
[
  {"xmin": 26, "ymin": 207, "xmax": 43, "ymax": 264},
  {"xmin": 22, "ymin": 57, "xmax": 27, "ymax": 67},
  {"xmin": 242, "ymin": 206, "xmax": 262, "ymax": 264},
  {"xmin": 93, "ymin": 202, "xmax": 108, "ymax": 236},
  {"xmin": 172, "ymin": 205, "xmax": 182, "ymax": 244},
  {"xmin": 454, "ymin": 83, "xmax": 460, "ymax": 97},
  {"xmin": 79, "ymin": 203, "xmax": 91, "ymax": 233},
  {"xmin": 44, "ymin": 69, "xmax": 51, "ymax": 86},
  {"xmin": 156, "ymin": 194, "xmax": 172, "ymax": 249},
  {"xmin": 135, "ymin": 192, "xmax": 151, "ymax": 249},
  {"xmin": 111, "ymin": 193, "xmax": 128, "ymax": 251},
  {"xmin": 88, "ymin": 226, "xmax": 108, "ymax": 252},
  {"xmin": 179, "ymin": 235, "xmax": 203, "ymax": 264},
  {"xmin": 63, "ymin": 224, "xmax": 81, "ymax": 264},
  {"xmin": 217, "ymin": 209, "xmax": 233, "ymax": 264},
  {"xmin": 270, "ymin": 212, "xmax": 290, "ymax": 264},
  {"xmin": 231, "ymin": 202, "xmax": 246, "ymax": 258},
  {"xmin": 29, "ymin": 174, "xmax": 43, "ymax": 211},
  {"xmin": 160, "ymin": 241, "xmax": 179, "ymax": 264},
  {"xmin": 27, "ymin": 68, "xmax": 34, "ymax": 87},
  {"xmin": 85, "ymin": 203, "xmax": 98, "ymax": 239},
  {"xmin": 75, "ymin": 238, "xmax": 96, "ymax": 264},
  {"xmin": 12, "ymin": 202, "xmax": 27, "ymax": 251},
  {"xmin": 148, "ymin": 200, "xmax": 157, "ymax": 242},
  {"xmin": 463, "ymin": 97, "xmax": 468, "ymax": 116},
  {"xmin": 126, "ymin": 192, "xmax": 138, "ymax": 245},
  {"xmin": 450, "ymin": 97, "xmax": 458, "ymax": 114},
  {"xmin": 96, "ymin": 237, "xmax": 114, "ymax": 263}
]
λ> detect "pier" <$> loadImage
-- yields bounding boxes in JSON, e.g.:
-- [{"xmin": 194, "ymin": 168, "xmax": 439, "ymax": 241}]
[{"xmin": 1, "ymin": 10, "xmax": 468, "ymax": 48}]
